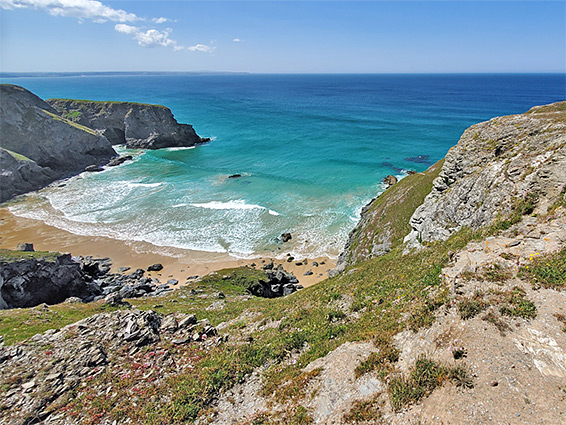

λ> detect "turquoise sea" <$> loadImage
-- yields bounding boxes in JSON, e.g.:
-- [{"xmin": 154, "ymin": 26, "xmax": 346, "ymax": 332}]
[{"xmin": 2, "ymin": 74, "xmax": 565, "ymax": 258}]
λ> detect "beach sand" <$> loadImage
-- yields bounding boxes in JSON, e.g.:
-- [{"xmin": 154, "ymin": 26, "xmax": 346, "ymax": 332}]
[{"xmin": 0, "ymin": 208, "xmax": 335, "ymax": 288}]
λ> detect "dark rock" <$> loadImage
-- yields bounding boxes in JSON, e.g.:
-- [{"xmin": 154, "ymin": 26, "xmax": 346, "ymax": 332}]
[
  {"xmin": 107, "ymin": 155, "xmax": 133, "ymax": 167},
  {"xmin": 167, "ymin": 279, "xmax": 179, "ymax": 285},
  {"xmin": 228, "ymin": 174, "xmax": 242, "ymax": 179},
  {"xmin": 313, "ymin": 262, "xmax": 319, "ymax": 267},
  {"xmin": 46, "ymin": 98, "xmax": 209, "ymax": 150},
  {"xmin": 303, "ymin": 270, "xmax": 313, "ymax": 276},
  {"xmin": 84, "ymin": 165, "xmax": 104, "ymax": 172},
  {"xmin": 262, "ymin": 261, "xmax": 274, "ymax": 270},
  {"xmin": 0, "ymin": 253, "xmax": 97, "ymax": 309},
  {"xmin": 186, "ymin": 275, "xmax": 199, "ymax": 280},
  {"xmin": 15, "ymin": 243, "xmax": 34, "ymax": 251},
  {"xmin": 407, "ymin": 170, "xmax": 417, "ymax": 175},
  {"xmin": 118, "ymin": 266, "xmax": 131, "ymax": 272},
  {"xmin": 0, "ymin": 85, "xmax": 115, "ymax": 203},
  {"xmin": 287, "ymin": 256, "xmax": 294, "ymax": 263},
  {"xmin": 405, "ymin": 154, "xmax": 431, "ymax": 164},
  {"xmin": 147, "ymin": 263, "xmax": 163, "ymax": 272},
  {"xmin": 281, "ymin": 232, "xmax": 292, "ymax": 242},
  {"xmin": 128, "ymin": 268, "xmax": 145, "ymax": 279},
  {"xmin": 216, "ymin": 292, "xmax": 226, "ymax": 299}
]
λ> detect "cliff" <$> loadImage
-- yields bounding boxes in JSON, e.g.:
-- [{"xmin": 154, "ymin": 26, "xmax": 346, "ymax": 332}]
[
  {"xmin": 1, "ymin": 103, "xmax": 565, "ymax": 425},
  {"xmin": 47, "ymin": 98, "xmax": 210, "ymax": 149},
  {"xmin": 336, "ymin": 102, "xmax": 566, "ymax": 269},
  {"xmin": 0, "ymin": 84, "xmax": 116, "ymax": 202},
  {"xmin": 404, "ymin": 102, "xmax": 566, "ymax": 250}
]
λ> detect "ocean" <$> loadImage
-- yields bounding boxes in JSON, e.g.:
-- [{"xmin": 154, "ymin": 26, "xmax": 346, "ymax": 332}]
[{"xmin": 2, "ymin": 73, "xmax": 564, "ymax": 259}]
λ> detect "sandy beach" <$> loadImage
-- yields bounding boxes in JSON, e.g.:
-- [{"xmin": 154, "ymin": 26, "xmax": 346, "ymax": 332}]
[{"xmin": 0, "ymin": 208, "xmax": 335, "ymax": 288}]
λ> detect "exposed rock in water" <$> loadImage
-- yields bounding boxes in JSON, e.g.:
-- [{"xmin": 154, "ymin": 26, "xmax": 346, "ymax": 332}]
[
  {"xmin": 47, "ymin": 98, "xmax": 210, "ymax": 149},
  {"xmin": 281, "ymin": 232, "xmax": 292, "ymax": 242},
  {"xmin": 84, "ymin": 164, "xmax": 104, "ymax": 172},
  {"xmin": 106, "ymin": 155, "xmax": 133, "ymax": 167},
  {"xmin": 228, "ymin": 174, "xmax": 242, "ymax": 179},
  {"xmin": 404, "ymin": 102, "xmax": 566, "ymax": 250}
]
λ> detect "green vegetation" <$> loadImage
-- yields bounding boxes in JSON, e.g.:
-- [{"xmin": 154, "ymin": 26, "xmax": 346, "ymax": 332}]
[
  {"xmin": 520, "ymin": 248, "xmax": 566, "ymax": 291},
  {"xmin": 1, "ymin": 148, "xmax": 32, "ymax": 162},
  {"xmin": 41, "ymin": 109, "xmax": 98, "ymax": 135},
  {"xmin": 346, "ymin": 159, "xmax": 444, "ymax": 265},
  {"xmin": 343, "ymin": 396, "xmax": 384, "ymax": 423},
  {"xmin": 0, "ymin": 249, "xmax": 61, "ymax": 263},
  {"xmin": 47, "ymin": 98, "xmax": 169, "ymax": 110},
  {"xmin": 499, "ymin": 287, "xmax": 537, "ymax": 319},
  {"xmin": 355, "ymin": 339, "xmax": 399, "ymax": 379},
  {"xmin": 457, "ymin": 292, "xmax": 488, "ymax": 320},
  {"xmin": 388, "ymin": 356, "xmax": 472, "ymax": 412},
  {"xmin": 488, "ymin": 193, "xmax": 537, "ymax": 234}
]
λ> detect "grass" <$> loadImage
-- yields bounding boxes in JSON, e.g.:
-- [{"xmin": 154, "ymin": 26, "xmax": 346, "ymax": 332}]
[
  {"xmin": 48, "ymin": 98, "xmax": 170, "ymax": 110},
  {"xmin": 388, "ymin": 355, "xmax": 472, "ymax": 412},
  {"xmin": 488, "ymin": 193, "xmax": 538, "ymax": 234},
  {"xmin": 499, "ymin": 287, "xmax": 537, "ymax": 319},
  {"xmin": 0, "ymin": 249, "xmax": 61, "ymax": 262},
  {"xmin": 355, "ymin": 339, "xmax": 399, "ymax": 379},
  {"xmin": 457, "ymin": 292, "xmax": 488, "ymax": 319},
  {"xmin": 41, "ymin": 109, "xmax": 98, "ymax": 135},
  {"xmin": 346, "ymin": 159, "xmax": 444, "ymax": 265},
  {"xmin": 2, "ymin": 148, "xmax": 32, "ymax": 162},
  {"xmin": 343, "ymin": 396, "xmax": 384, "ymax": 424},
  {"xmin": 519, "ymin": 248, "xmax": 566, "ymax": 291}
]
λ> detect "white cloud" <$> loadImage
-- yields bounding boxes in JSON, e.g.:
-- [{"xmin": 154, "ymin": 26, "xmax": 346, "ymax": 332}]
[
  {"xmin": 187, "ymin": 43, "xmax": 215, "ymax": 53},
  {"xmin": 233, "ymin": 38, "xmax": 241, "ymax": 42},
  {"xmin": 152, "ymin": 17, "xmax": 170, "ymax": 24},
  {"xmin": 0, "ymin": 0, "xmax": 139, "ymax": 23},
  {"xmin": 115, "ymin": 24, "xmax": 177, "ymax": 48}
]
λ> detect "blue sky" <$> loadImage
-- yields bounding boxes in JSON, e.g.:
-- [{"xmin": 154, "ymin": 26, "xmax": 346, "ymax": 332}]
[{"xmin": 1, "ymin": 1, "xmax": 564, "ymax": 73}]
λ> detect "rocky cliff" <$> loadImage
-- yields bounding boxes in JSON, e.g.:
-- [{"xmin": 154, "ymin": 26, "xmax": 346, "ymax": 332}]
[
  {"xmin": 337, "ymin": 102, "xmax": 566, "ymax": 269},
  {"xmin": 0, "ymin": 84, "xmax": 116, "ymax": 202},
  {"xmin": 47, "ymin": 98, "xmax": 210, "ymax": 149},
  {"xmin": 404, "ymin": 102, "xmax": 566, "ymax": 250}
]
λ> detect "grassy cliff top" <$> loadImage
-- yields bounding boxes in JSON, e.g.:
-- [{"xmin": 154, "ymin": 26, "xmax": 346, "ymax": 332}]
[
  {"xmin": 47, "ymin": 98, "xmax": 170, "ymax": 110},
  {"xmin": 0, "ymin": 249, "xmax": 61, "ymax": 262}
]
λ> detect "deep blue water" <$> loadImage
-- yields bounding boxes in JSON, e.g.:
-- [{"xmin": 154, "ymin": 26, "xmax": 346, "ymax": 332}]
[{"xmin": 3, "ymin": 74, "xmax": 565, "ymax": 258}]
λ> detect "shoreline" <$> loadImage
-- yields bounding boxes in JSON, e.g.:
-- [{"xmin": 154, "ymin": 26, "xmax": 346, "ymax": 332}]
[{"xmin": 0, "ymin": 208, "xmax": 335, "ymax": 288}]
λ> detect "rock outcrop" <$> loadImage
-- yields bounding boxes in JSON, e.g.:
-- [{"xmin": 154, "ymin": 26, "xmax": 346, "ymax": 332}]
[
  {"xmin": 47, "ymin": 98, "xmax": 210, "ymax": 149},
  {"xmin": 334, "ymin": 102, "xmax": 566, "ymax": 275},
  {"xmin": 0, "ymin": 85, "xmax": 116, "ymax": 178},
  {"xmin": 404, "ymin": 102, "xmax": 566, "ymax": 249},
  {"xmin": 0, "ymin": 252, "xmax": 94, "ymax": 309},
  {"xmin": 0, "ymin": 309, "xmax": 223, "ymax": 425}
]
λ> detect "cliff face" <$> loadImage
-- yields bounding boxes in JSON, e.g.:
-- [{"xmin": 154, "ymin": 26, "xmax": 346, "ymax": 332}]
[
  {"xmin": 0, "ymin": 85, "xmax": 116, "ymax": 202},
  {"xmin": 47, "ymin": 99, "xmax": 209, "ymax": 149},
  {"xmin": 404, "ymin": 102, "xmax": 566, "ymax": 249},
  {"xmin": 337, "ymin": 102, "xmax": 566, "ymax": 270}
]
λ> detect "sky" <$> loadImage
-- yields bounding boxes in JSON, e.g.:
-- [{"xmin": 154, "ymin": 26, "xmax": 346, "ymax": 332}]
[{"xmin": 0, "ymin": 1, "xmax": 564, "ymax": 73}]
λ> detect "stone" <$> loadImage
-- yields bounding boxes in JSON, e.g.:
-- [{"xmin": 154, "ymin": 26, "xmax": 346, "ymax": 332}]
[
  {"xmin": 16, "ymin": 243, "xmax": 34, "ymax": 252},
  {"xmin": 84, "ymin": 165, "xmax": 104, "ymax": 172},
  {"xmin": 147, "ymin": 263, "xmax": 163, "ymax": 272},
  {"xmin": 179, "ymin": 315, "xmax": 198, "ymax": 328},
  {"xmin": 167, "ymin": 279, "xmax": 179, "ymax": 285},
  {"xmin": 228, "ymin": 174, "xmax": 242, "ymax": 178},
  {"xmin": 303, "ymin": 270, "xmax": 313, "ymax": 276},
  {"xmin": 281, "ymin": 232, "xmax": 292, "ymax": 242},
  {"xmin": 384, "ymin": 174, "xmax": 398, "ymax": 187}
]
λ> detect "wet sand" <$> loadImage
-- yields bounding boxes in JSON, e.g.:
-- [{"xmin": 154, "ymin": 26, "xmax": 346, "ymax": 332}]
[{"xmin": 0, "ymin": 208, "xmax": 335, "ymax": 288}]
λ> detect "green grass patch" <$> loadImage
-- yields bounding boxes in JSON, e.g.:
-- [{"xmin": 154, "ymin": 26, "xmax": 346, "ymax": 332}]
[
  {"xmin": 499, "ymin": 287, "xmax": 537, "ymax": 319},
  {"xmin": 355, "ymin": 339, "xmax": 399, "ymax": 379},
  {"xmin": 346, "ymin": 159, "xmax": 444, "ymax": 265},
  {"xmin": 457, "ymin": 292, "xmax": 488, "ymax": 320},
  {"xmin": 519, "ymin": 248, "xmax": 566, "ymax": 291},
  {"xmin": 343, "ymin": 395, "xmax": 383, "ymax": 424},
  {"xmin": 0, "ymin": 249, "xmax": 61, "ymax": 262},
  {"xmin": 41, "ymin": 109, "xmax": 98, "ymax": 135},
  {"xmin": 388, "ymin": 356, "xmax": 472, "ymax": 412}
]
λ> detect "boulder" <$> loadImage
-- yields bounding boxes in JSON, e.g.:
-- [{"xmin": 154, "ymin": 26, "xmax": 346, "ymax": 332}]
[{"xmin": 383, "ymin": 174, "xmax": 398, "ymax": 187}]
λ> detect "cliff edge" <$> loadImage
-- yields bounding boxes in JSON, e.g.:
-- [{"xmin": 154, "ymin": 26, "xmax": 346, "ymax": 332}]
[
  {"xmin": 47, "ymin": 98, "xmax": 210, "ymax": 149},
  {"xmin": 0, "ymin": 84, "xmax": 116, "ymax": 202}
]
